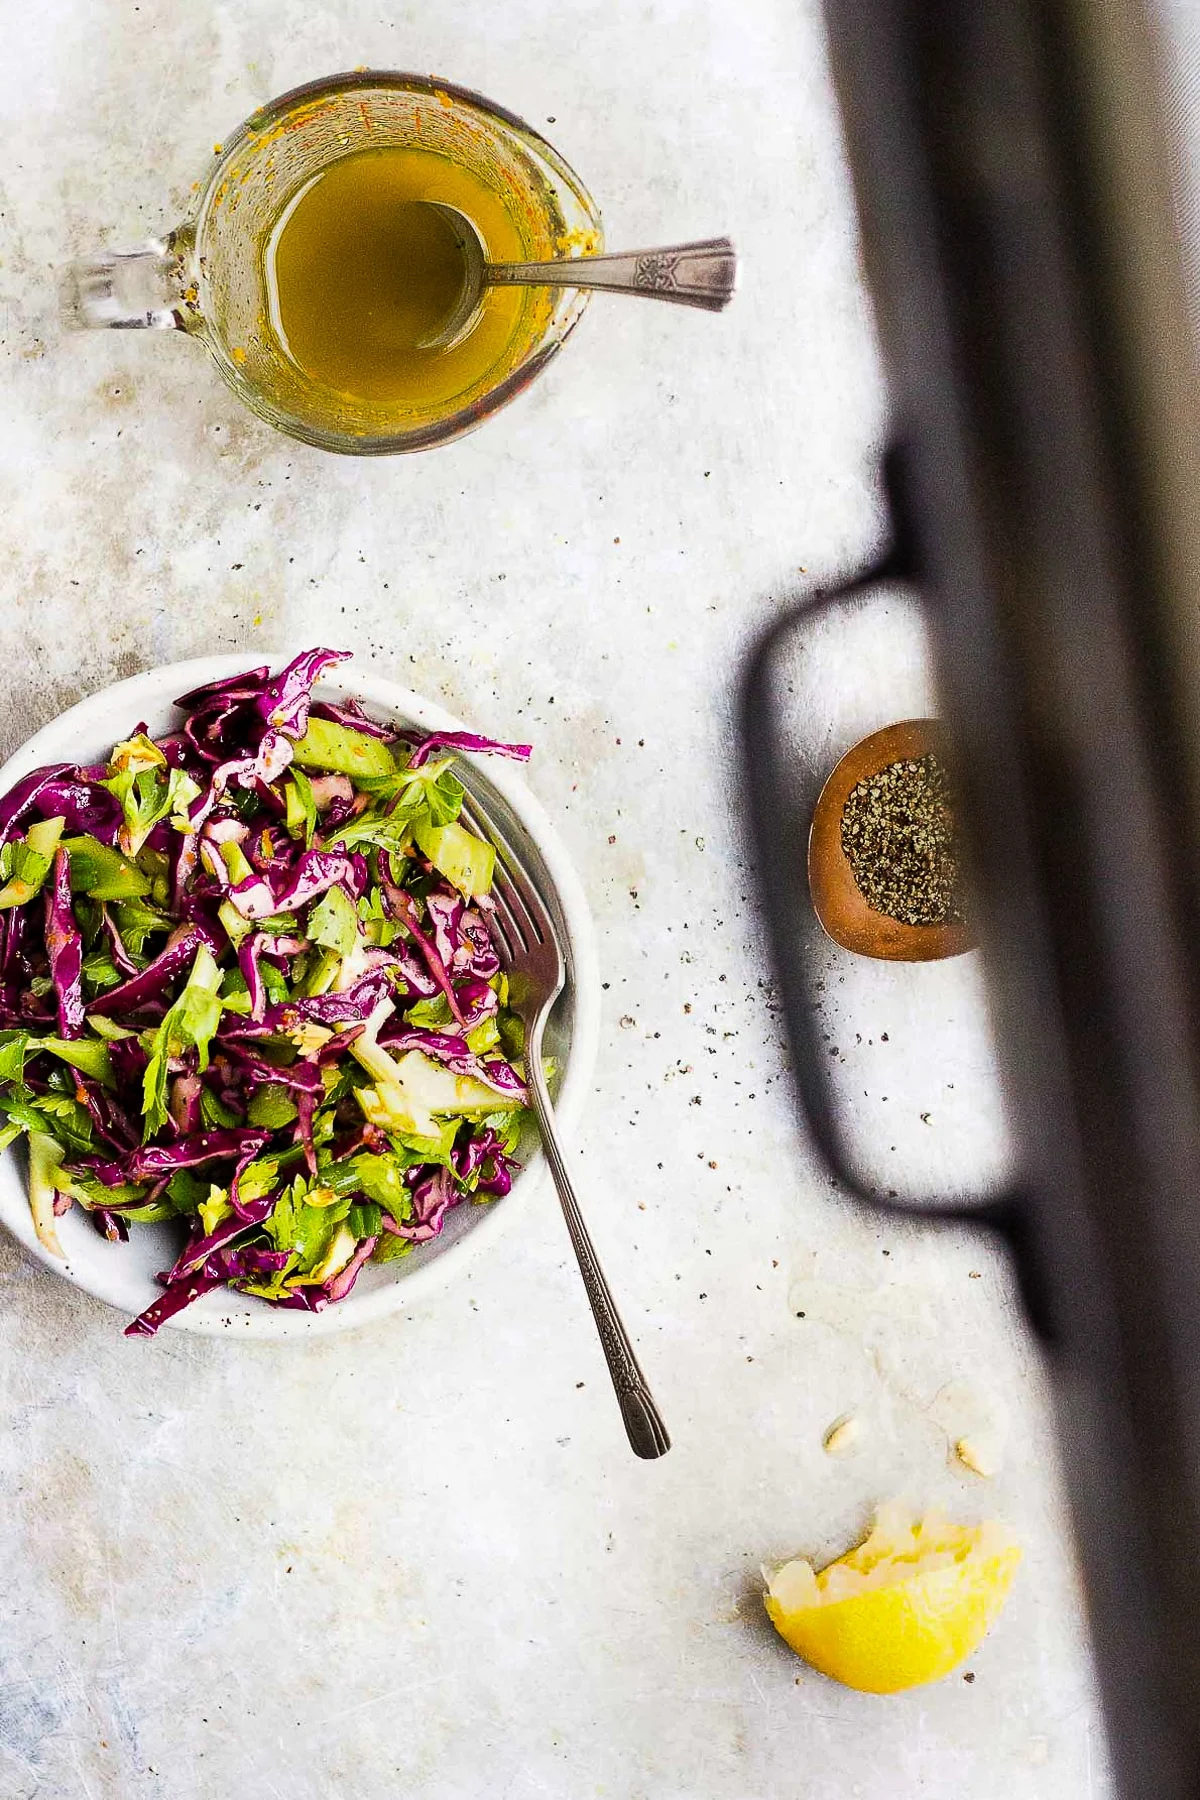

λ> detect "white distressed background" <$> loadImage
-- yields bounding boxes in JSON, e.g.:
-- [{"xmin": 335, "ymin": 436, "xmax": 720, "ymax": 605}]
[{"xmin": 0, "ymin": 1, "xmax": 1110, "ymax": 1796}]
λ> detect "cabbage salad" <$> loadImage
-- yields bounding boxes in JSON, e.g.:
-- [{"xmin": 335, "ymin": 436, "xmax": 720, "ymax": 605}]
[{"xmin": 0, "ymin": 648, "xmax": 533, "ymax": 1334}]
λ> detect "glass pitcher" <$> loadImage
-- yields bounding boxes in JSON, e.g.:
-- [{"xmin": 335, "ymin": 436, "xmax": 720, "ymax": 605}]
[{"xmin": 68, "ymin": 72, "xmax": 603, "ymax": 455}]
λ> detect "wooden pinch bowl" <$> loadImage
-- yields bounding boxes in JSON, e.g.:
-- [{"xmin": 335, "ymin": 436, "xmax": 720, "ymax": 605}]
[{"xmin": 808, "ymin": 718, "xmax": 976, "ymax": 961}]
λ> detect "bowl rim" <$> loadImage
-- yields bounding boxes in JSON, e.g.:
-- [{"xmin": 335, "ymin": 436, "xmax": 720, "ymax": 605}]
[{"xmin": 0, "ymin": 652, "xmax": 600, "ymax": 1337}]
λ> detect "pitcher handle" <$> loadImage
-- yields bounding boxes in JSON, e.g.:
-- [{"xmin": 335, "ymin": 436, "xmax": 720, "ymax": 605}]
[{"xmin": 63, "ymin": 239, "xmax": 187, "ymax": 331}]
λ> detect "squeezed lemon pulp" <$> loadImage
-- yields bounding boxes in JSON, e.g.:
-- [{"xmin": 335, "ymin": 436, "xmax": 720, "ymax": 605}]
[
  {"xmin": 765, "ymin": 1505, "xmax": 1022, "ymax": 1693},
  {"xmin": 262, "ymin": 146, "xmax": 539, "ymax": 415}
]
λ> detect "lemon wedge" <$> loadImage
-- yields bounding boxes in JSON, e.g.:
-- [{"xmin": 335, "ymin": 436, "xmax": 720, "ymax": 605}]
[{"xmin": 764, "ymin": 1503, "xmax": 1021, "ymax": 1693}]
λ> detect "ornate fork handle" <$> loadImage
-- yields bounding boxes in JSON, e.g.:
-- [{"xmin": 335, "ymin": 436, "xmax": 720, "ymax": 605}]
[
  {"xmin": 526, "ymin": 1043, "xmax": 670, "ymax": 1459},
  {"xmin": 487, "ymin": 237, "xmax": 738, "ymax": 313}
]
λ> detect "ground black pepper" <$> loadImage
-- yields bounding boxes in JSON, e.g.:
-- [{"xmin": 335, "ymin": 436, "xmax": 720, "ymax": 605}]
[{"xmin": 840, "ymin": 753, "xmax": 965, "ymax": 925}]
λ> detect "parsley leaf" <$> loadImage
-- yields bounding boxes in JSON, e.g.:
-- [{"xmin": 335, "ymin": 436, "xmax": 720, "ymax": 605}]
[{"xmin": 102, "ymin": 748, "xmax": 201, "ymax": 859}]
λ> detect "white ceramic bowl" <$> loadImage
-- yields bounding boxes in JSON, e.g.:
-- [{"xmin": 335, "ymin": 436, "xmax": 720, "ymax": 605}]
[{"xmin": 0, "ymin": 654, "xmax": 599, "ymax": 1337}]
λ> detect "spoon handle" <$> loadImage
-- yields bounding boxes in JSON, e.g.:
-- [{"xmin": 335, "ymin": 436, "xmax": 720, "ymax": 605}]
[{"xmin": 486, "ymin": 236, "xmax": 738, "ymax": 312}]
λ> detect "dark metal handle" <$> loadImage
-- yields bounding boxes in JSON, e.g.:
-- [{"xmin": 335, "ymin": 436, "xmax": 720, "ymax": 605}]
[{"xmin": 739, "ymin": 552, "xmax": 1055, "ymax": 1338}]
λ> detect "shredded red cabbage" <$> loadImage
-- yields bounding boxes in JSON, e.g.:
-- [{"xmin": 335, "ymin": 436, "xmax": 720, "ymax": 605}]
[
  {"xmin": 44, "ymin": 850, "xmax": 84, "ymax": 1038},
  {"xmin": 406, "ymin": 731, "xmax": 532, "ymax": 769},
  {"xmin": 0, "ymin": 763, "xmax": 72, "ymax": 854}
]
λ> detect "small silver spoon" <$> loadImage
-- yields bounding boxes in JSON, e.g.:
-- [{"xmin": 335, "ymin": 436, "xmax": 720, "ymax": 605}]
[{"xmin": 420, "ymin": 202, "xmax": 738, "ymax": 349}]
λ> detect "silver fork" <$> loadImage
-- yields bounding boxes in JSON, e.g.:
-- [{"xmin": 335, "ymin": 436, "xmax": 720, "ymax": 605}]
[{"xmin": 461, "ymin": 795, "xmax": 671, "ymax": 1460}]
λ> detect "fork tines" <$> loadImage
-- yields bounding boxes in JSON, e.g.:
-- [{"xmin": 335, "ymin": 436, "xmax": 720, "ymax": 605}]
[{"xmin": 459, "ymin": 792, "xmax": 555, "ymax": 968}]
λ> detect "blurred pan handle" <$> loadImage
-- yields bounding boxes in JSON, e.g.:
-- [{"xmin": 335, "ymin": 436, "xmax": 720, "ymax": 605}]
[{"xmin": 739, "ymin": 545, "xmax": 1056, "ymax": 1342}]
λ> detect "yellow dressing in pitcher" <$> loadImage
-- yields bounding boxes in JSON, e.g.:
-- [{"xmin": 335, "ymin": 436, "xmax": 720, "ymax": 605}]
[{"xmin": 261, "ymin": 146, "xmax": 539, "ymax": 415}]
